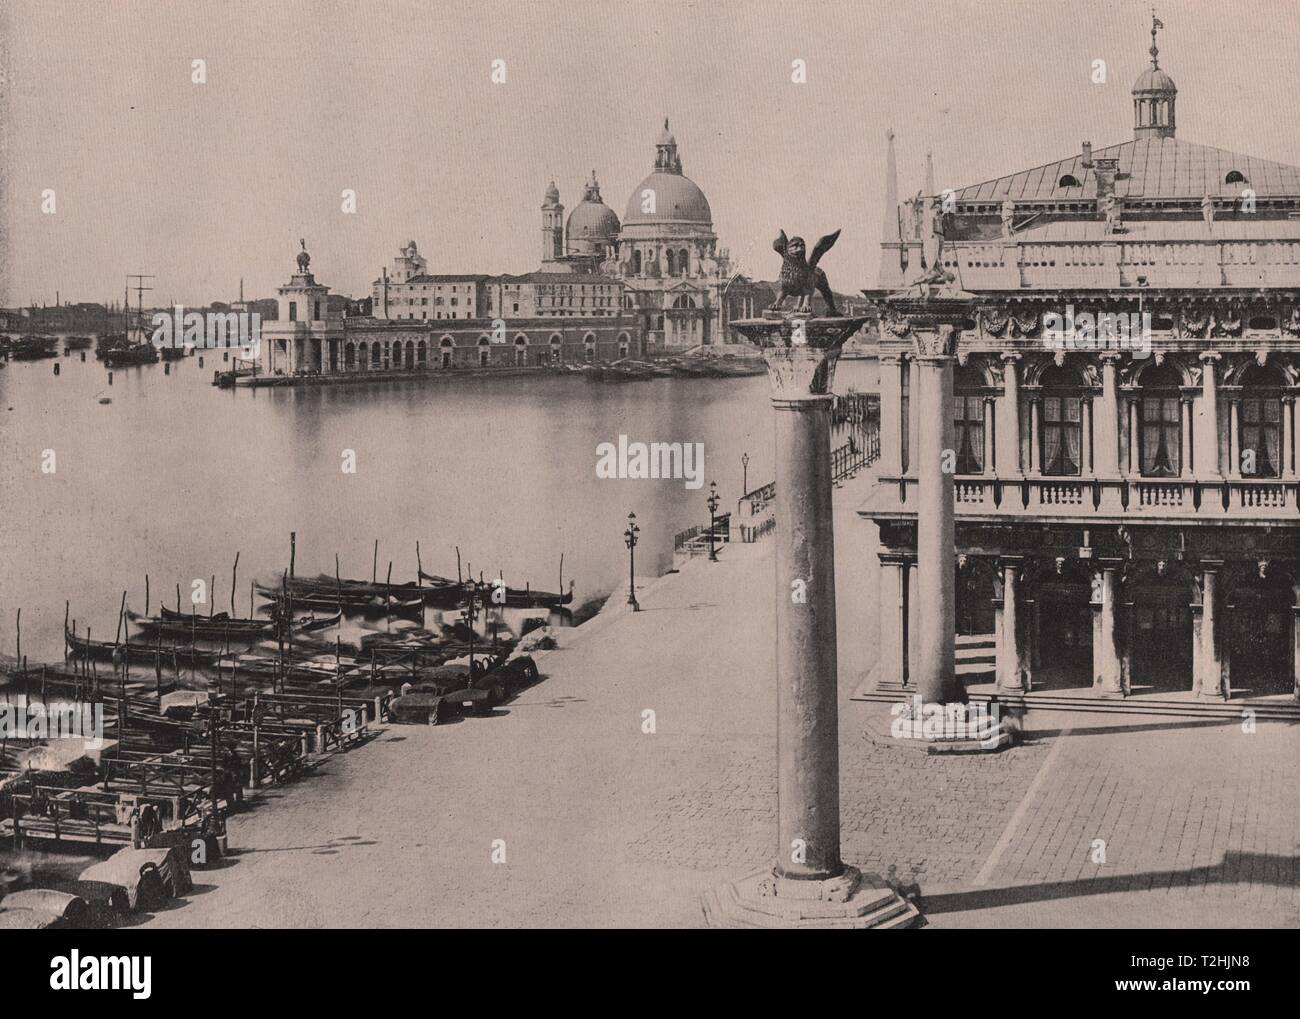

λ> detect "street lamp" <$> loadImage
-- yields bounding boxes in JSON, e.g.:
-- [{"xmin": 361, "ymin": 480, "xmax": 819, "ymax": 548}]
[
  {"xmin": 624, "ymin": 512, "xmax": 640, "ymax": 611},
  {"xmin": 741, "ymin": 451, "xmax": 750, "ymax": 496},
  {"xmin": 460, "ymin": 580, "xmax": 481, "ymax": 685},
  {"xmin": 707, "ymin": 481, "xmax": 720, "ymax": 562}
]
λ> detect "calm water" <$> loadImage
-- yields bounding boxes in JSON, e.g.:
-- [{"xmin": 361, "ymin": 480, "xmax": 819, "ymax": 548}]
[{"xmin": 0, "ymin": 353, "xmax": 776, "ymax": 661}]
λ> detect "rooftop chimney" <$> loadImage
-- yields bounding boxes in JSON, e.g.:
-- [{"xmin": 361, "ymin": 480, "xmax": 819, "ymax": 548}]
[{"xmin": 1081, "ymin": 141, "xmax": 1093, "ymax": 168}]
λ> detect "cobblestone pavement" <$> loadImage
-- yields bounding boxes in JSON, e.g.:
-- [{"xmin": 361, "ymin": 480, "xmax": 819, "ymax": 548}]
[{"xmin": 142, "ymin": 473, "xmax": 1300, "ymax": 928}]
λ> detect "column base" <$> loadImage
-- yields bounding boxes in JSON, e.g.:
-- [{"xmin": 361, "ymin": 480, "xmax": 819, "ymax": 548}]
[{"xmin": 702, "ymin": 865, "xmax": 921, "ymax": 929}]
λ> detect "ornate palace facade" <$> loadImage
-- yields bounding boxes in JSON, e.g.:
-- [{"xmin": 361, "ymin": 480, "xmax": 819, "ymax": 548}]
[{"xmin": 862, "ymin": 23, "xmax": 1300, "ymax": 705}]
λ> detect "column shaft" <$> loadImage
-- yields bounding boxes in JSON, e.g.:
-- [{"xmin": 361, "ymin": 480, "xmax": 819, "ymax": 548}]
[
  {"xmin": 1197, "ymin": 354, "xmax": 1221, "ymax": 477},
  {"xmin": 878, "ymin": 559, "xmax": 905, "ymax": 689},
  {"xmin": 914, "ymin": 356, "xmax": 957, "ymax": 703},
  {"xmin": 1095, "ymin": 355, "xmax": 1121, "ymax": 475},
  {"xmin": 878, "ymin": 356, "xmax": 903, "ymax": 477},
  {"xmin": 771, "ymin": 393, "xmax": 841, "ymax": 879},
  {"xmin": 997, "ymin": 354, "xmax": 1021, "ymax": 476},
  {"xmin": 1095, "ymin": 566, "xmax": 1124, "ymax": 694},
  {"xmin": 997, "ymin": 563, "xmax": 1026, "ymax": 691}
]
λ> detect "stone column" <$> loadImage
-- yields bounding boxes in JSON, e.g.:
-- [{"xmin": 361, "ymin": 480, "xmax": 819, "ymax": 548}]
[
  {"xmin": 1229, "ymin": 399, "xmax": 1241, "ymax": 478},
  {"xmin": 1196, "ymin": 563, "xmax": 1225, "ymax": 699},
  {"xmin": 997, "ymin": 353, "xmax": 1021, "ymax": 476},
  {"xmin": 877, "ymin": 354, "xmax": 903, "ymax": 477},
  {"xmin": 1197, "ymin": 351, "xmax": 1222, "ymax": 477},
  {"xmin": 1029, "ymin": 398, "xmax": 1041, "ymax": 474},
  {"xmin": 1127, "ymin": 399, "xmax": 1140, "ymax": 475},
  {"xmin": 709, "ymin": 310, "xmax": 917, "ymax": 929},
  {"xmin": 877, "ymin": 557, "xmax": 905, "ymax": 690},
  {"xmin": 913, "ymin": 327, "xmax": 959, "ymax": 704},
  {"xmin": 905, "ymin": 560, "xmax": 920, "ymax": 688},
  {"xmin": 1283, "ymin": 397, "xmax": 1295, "ymax": 479},
  {"xmin": 1094, "ymin": 561, "xmax": 1124, "ymax": 695},
  {"xmin": 1096, "ymin": 353, "xmax": 1122, "ymax": 476},
  {"xmin": 1291, "ymin": 583, "xmax": 1300, "ymax": 702},
  {"xmin": 1180, "ymin": 395, "xmax": 1194, "ymax": 477},
  {"xmin": 907, "ymin": 358, "xmax": 920, "ymax": 476},
  {"xmin": 1080, "ymin": 399, "xmax": 1093, "ymax": 475},
  {"xmin": 982, "ymin": 397, "xmax": 995, "ymax": 475},
  {"xmin": 997, "ymin": 558, "xmax": 1027, "ymax": 691}
]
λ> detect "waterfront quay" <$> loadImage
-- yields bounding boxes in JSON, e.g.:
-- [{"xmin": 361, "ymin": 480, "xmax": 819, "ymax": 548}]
[{"xmin": 140, "ymin": 469, "xmax": 1300, "ymax": 929}]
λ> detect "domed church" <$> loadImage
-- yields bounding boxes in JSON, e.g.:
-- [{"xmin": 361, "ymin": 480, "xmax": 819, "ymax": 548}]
[{"xmin": 540, "ymin": 119, "xmax": 733, "ymax": 350}]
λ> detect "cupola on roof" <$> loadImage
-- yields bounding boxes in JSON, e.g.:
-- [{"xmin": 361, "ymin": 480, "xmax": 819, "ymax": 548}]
[{"xmin": 1133, "ymin": 14, "xmax": 1177, "ymax": 139}]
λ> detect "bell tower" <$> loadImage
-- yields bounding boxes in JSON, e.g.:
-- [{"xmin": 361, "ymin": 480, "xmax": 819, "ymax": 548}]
[{"xmin": 542, "ymin": 181, "xmax": 565, "ymax": 263}]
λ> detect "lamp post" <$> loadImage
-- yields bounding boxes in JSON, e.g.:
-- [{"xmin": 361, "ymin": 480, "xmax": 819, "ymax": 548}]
[
  {"xmin": 460, "ymin": 581, "xmax": 480, "ymax": 685},
  {"xmin": 707, "ymin": 481, "xmax": 720, "ymax": 562},
  {"xmin": 624, "ymin": 512, "xmax": 640, "ymax": 611},
  {"xmin": 741, "ymin": 451, "xmax": 750, "ymax": 496}
]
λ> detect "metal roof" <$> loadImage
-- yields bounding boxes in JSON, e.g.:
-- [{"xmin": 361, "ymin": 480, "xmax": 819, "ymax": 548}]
[{"xmin": 954, "ymin": 137, "xmax": 1300, "ymax": 203}]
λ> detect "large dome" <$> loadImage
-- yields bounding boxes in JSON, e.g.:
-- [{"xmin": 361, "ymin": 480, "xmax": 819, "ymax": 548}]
[{"xmin": 624, "ymin": 171, "xmax": 712, "ymax": 226}]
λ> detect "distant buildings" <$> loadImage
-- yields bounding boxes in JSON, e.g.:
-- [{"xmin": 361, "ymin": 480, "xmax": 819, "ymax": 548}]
[{"xmin": 259, "ymin": 241, "xmax": 636, "ymax": 375}]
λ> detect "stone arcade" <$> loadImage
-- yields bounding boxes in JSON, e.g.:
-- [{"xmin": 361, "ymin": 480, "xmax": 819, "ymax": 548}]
[{"xmin": 862, "ymin": 21, "xmax": 1300, "ymax": 707}]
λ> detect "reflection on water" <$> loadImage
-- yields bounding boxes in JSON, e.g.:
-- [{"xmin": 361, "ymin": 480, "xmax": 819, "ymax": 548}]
[{"xmin": 0, "ymin": 354, "xmax": 773, "ymax": 660}]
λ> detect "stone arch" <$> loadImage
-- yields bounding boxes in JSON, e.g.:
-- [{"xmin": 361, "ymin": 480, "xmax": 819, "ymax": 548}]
[
  {"xmin": 477, "ymin": 335, "xmax": 491, "ymax": 367},
  {"xmin": 344, "ymin": 341, "xmax": 355, "ymax": 369},
  {"xmin": 439, "ymin": 335, "xmax": 454, "ymax": 368},
  {"xmin": 514, "ymin": 333, "xmax": 528, "ymax": 366}
]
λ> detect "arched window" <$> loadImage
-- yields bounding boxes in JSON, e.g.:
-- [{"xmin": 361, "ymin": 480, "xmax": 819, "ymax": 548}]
[
  {"xmin": 416, "ymin": 340, "xmax": 427, "ymax": 366},
  {"xmin": 478, "ymin": 335, "xmax": 491, "ymax": 367},
  {"xmin": 1225, "ymin": 170, "xmax": 1247, "ymax": 185},
  {"xmin": 371, "ymin": 343, "xmax": 382, "ymax": 367},
  {"xmin": 392, "ymin": 342, "xmax": 403, "ymax": 368},
  {"xmin": 514, "ymin": 335, "xmax": 527, "ymax": 366},
  {"xmin": 344, "ymin": 342, "xmax": 355, "ymax": 369},
  {"xmin": 1040, "ymin": 364, "xmax": 1082, "ymax": 476},
  {"xmin": 1058, "ymin": 174, "xmax": 1081, "ymax": 188},
  {"xmin": 405, "ymin": 340, "xmax": 415, "ymax": 369},
  {"xmin": 358, "ymin": 342, "xmax": 369, "ymax": 370},
  {"xmin": 672, "ymin": 295, "xmax": 696, "ymax": 310},
  {"xmin": 679, "ymin": 248, "xmax": 689, "ymax": 274},
  {"xmin": 583, "ymin": 332, "xmax": 596, "ymax": 364},
  {"xmin": 953, "ymin": 365, "xmax": 985, "ymax": 474},
  {"xmin": 665, "ymin": 250, "xmax": 676, "ymax": 275},
  {"xmin": 440, "ymin": 336, "xmax": 453, "ymax": 369},
  {"xmin": 632, "ymin": 250, "xmax": 642, "ymax": 275},
  {"xmin": 1239, "ymin": 363, "xmax": 1284, "ymax": 478},
  {"xmin": 1139, "ymin": 362, "xmax": 1182, "ymax": 477}
]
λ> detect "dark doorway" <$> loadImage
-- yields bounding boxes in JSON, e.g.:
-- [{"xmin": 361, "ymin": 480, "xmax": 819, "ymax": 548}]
[
  {"xmin": 1130, "ymin": 589, "xmax": 1192, "ymax": 692},
  {"xmin": 1035, "ymin": 585, "xmax": 1092, "ymax": 688},
  {"xmin": 1228, "ymin": 580, "xmax": 1292, "ymax": 696}
]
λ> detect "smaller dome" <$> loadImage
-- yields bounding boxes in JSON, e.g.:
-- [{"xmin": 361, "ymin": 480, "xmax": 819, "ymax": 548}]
[
  {"xmin": 567, "ymin": 201, "xmax": 620, "ymax": 252},
  {"xmin": 1133, "ymin": 66, "xmax": 1176, "ymax": 93},
  {"xmin": 657, "ymin": 118, "xmax": 676, "ymax": 146},
  {"xmin": 543, "ymin": 181, "xmax": 560, "ymax": 206}
]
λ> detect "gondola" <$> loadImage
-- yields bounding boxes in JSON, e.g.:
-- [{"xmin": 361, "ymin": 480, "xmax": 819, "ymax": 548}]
[
  {"xmin": 254, "ymin": 583, "xmax": 425, "ymax": 620},
  {"xmin": 65, "ymin": 627, "xmax": 217, "ymax": 666},
  {"xmin": 415, "ymin": 570, "xmax": 573, "ymax": 608},
  {"xmin": 128, "ymin": 609, "xmax": 274, "ymax": 640}
]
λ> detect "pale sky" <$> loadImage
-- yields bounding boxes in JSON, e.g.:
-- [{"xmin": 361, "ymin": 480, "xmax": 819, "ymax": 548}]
[{"xmin": 3, "ymin": 0, "xmax": 1300, "ymax": 307}]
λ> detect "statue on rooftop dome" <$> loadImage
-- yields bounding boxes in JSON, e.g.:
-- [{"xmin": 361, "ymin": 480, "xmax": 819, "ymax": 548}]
[
  {"xmin": 296, "ymin": 238, "xmax": 311, "ymax": 273},
  {"xmin": 771, "ymin": 229, "xmax": 842, "ymax": 316}
]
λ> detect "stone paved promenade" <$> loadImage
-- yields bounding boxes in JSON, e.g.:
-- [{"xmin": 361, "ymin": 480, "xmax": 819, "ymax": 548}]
[{"xmin": 143, "ymin": 474, "xmax": 1300, "ymax": 928}]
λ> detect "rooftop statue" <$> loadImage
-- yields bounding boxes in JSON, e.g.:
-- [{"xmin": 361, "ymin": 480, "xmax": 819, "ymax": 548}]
[
  {"xmin": 771, "ymin": 229, "xmax": 841, "ymax": 316},
  {"xmin": 296, "ymin": 238, "xmax": 311, "ymax": 273}
]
